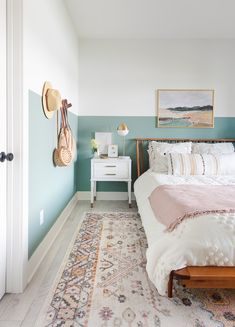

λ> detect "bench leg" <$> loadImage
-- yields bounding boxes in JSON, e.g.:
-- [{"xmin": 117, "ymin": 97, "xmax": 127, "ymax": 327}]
[{"xmin": 168, "ymin": 271, "xmax": 174, "ymax": 298}]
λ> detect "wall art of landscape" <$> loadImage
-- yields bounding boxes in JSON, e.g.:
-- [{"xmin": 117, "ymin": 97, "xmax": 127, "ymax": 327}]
[{"xmin": 158, "ymin": 90, "xmax": 214, "ymax": 128}]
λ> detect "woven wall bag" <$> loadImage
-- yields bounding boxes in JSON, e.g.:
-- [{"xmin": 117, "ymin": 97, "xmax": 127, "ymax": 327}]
[
  {"xmin": 53, "ymin": 146, "xmax": 72, "ymax": 167},
  {"xmin": 61, "ymin": 103, "xmax": 77, "ymax": 161},
  {"xmin": 58, "ymin": 119, "xmax": 76, "ymax": 160},
  {"xmin": 53, "ymin": 106, "xmax": 73, "ymax": 167}
]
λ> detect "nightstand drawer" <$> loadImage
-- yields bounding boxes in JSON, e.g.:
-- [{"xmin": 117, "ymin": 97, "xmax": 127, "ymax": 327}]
[{"xmin": 94, "ymin": 162, "xmax": 129, "ymax": 179}]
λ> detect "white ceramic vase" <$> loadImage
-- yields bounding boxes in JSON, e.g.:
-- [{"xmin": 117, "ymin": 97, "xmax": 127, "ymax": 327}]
[{"xmin": 93, "ymin": 149, "xmax": 100, "ymax": 158}]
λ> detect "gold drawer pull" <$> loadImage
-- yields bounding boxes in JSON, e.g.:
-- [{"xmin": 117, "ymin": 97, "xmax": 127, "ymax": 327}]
[
  {"xmin": 105, "ymin": 165, "xmax": 116, "ymax": 168},
  {"xmin": 105, "ymin": 173, "xmax": 116, "ymax": 175}
]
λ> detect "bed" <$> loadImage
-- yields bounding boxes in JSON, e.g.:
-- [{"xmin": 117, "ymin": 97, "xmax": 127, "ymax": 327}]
[{"xmin": 134, "ymin": 138, "xmax": 235, "ymax": 297}]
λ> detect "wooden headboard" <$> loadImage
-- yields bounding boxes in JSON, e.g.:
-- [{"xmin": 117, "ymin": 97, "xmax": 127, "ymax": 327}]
[{"xmin": 135, "ymin": 138, "xmax": 235, "ymax": 177}]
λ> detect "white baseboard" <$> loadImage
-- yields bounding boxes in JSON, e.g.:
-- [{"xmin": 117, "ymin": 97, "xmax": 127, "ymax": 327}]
[
  {"xmin": 27, "ymin": 192, "xmax": 79, "ymax": 283},
  {"xmin": 77, "ymin": 191, "xmax": 136, "ymax": 201}
]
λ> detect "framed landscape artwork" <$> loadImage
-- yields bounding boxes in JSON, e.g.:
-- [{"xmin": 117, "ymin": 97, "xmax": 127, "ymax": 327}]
[{"xmin": 157, "ymin": 89, "xmax": 214, "ymax": 128}]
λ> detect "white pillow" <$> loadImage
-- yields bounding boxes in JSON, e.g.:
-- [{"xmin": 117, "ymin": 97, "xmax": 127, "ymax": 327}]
[
  {"xmin": 149, "ymin": 152, "xmax": 168, "ymax": 173},
  {"xmin": 148, "ymin": 141, "xmax": 192, "ymax": 173},
  {"xmin": 192, "ymin": 142, "xmax": 234, "ymax": 155},
  {"xmin": 168, "ymin": 153, "xmax": 235, "ymax": 176},
  {"xmin": 219, "ymin": 153, "xmax": 235, "ymax": 175},
  {"xmin": 149, "ymin": 141, "xmax": 192, "ymax": 156}
]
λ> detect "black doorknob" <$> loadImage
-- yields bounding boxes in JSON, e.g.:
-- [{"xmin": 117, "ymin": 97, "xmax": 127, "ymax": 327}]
[{"xmin": 0, "ymin": 152, "xmax": 14, "ymax": 162}]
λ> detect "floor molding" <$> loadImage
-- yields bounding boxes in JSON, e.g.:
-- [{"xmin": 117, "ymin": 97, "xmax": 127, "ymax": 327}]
[
  {"xmin": 27, "ymin": 192, "xmax": 79, "ymax": 284},
  {"xmin": 77, "ymin": 191, "xmax": 136, "ymax": 201}
]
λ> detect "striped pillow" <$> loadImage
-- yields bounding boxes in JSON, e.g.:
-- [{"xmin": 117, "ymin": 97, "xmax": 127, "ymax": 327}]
[
  {"xmin": 167, "ymin": 153, "xmax": 235, "ymax": 176},
  {"xmin": 167, "ymin": 153, "xmax": 227, "ymax": 176}
]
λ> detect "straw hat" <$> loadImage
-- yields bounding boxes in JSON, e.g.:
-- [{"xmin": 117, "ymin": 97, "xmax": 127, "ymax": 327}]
[{"xmin": 42, "ymin": 81, "xmax": 62, "ymax": 119}]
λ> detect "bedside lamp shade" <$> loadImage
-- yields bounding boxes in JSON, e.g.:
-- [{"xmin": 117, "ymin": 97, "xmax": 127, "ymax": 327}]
[{"xmin": 117, "ymin": 123, "xmax": 129, "ymax": 136}]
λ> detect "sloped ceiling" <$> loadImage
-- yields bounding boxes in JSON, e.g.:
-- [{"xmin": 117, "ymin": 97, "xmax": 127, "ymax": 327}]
[{"xmin": 65, "ymin": 0, "xmax": 235, "ymax": 39}]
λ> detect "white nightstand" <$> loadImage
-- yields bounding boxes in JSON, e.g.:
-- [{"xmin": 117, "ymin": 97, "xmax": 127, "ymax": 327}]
[{"xmin": 90, "ymin": 157, "xmax": 132, "ymax": 208}]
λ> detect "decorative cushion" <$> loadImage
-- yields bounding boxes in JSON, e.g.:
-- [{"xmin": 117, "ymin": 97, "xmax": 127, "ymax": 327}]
[
  {"xmin": 192, "ymin": 142, "xmax": 234, "ymax": 155},
  {"xmin": 149, "ymin": 152, "xmax": 168, "ymax": 174},
  {"xmin": 219, "ymin": 153, "xmax": 235, "ymax": 175},
  {"xmin": 148, "ymin": 141, "xmax": 192, "ymax": 173},
  {"xmin": 149, "ymin": 141, "xmax": 192, "ymax": 156},
  {"xmin": 168, "ymin": 153, "xmax": 235, "ymax": 176}
]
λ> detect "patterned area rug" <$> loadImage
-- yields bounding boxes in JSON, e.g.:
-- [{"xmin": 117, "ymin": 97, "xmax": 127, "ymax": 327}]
[{"xmin": 39, "ymin": 212, "xmax": 235, "ymax": 327}]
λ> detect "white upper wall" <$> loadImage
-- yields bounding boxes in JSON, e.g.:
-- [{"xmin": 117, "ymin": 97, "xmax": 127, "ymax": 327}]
[
  {"xmin": 24, "ymin": 0, "xmax": 79, "ymax": 114},
  {"xmin": 66, "ymin": 0, "xmax": 235, "ymax": 39},
  {"xmin": 79, "ymin": 39, "xmax": 235, "ymax": 116}
]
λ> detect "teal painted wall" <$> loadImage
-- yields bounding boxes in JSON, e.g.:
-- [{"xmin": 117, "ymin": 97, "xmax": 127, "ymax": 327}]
[
  {"xmin": 28, "ymin": 91, "xmax": 78, "ymax": 258},
  {"xmin": 77, "ymin": 116, "xmax": 235, "ymax": 192},
  {"xmin": 29, "ymin": 96, "xmax": 235, "ymax": 258}
]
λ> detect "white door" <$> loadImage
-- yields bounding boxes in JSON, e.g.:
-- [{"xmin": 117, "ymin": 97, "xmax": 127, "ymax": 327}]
[{"xmin": 0, "ymin": 0, "xmax": 7, "ymax": 300}]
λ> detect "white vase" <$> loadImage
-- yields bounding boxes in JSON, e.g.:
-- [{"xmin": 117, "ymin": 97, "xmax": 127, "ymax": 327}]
[{"xmin": 93, "ymin": 149, "xmax": 99, "ymax": 158}]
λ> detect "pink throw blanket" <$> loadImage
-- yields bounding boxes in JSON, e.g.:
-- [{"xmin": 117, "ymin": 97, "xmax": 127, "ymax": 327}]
[{"xmin": 149, "ymin": 184, "xmax": 235, "ymax": 231}]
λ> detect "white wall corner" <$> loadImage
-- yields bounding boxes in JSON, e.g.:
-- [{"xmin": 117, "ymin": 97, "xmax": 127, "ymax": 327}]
[{"xmin": 27, "ymin": 192, "xmax": 79, "ymax": 284}]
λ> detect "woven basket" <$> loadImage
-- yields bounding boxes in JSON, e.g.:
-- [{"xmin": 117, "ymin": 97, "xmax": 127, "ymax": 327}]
[
  {"xmin": 58, "ymin": 126, "xmax": 76, "ymax": 161},
  {"xmin": 53, "ymin": 147, "xmax": 72, "ymax": 167},
  {"xmin": 54, "ymin": 102, "xmax": 75, "ymax": 167}
]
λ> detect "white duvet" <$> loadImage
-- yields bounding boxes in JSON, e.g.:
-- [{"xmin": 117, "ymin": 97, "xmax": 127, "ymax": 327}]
[{"xmin": 134, "ymin": 170, "xmax": 235, "ymax": 296}]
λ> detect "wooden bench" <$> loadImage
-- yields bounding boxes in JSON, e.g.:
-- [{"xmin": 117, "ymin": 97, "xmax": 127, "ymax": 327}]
[{"xmin": 168, "ymin": 267, "xmax": 235, "ymax": 297}]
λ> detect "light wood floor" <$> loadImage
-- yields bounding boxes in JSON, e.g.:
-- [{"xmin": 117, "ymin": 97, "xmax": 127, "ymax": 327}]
[{"xmin": 0, "ymin": 200, "xmax": 137, "ymax": 327}]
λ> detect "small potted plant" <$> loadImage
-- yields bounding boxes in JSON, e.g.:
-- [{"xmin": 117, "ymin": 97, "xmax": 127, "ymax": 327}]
[{"xmin": 91, "ymin": 138, "xmax": 100, "ymax": 157}]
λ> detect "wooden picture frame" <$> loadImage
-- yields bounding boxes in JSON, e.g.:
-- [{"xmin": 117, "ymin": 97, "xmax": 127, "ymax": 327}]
[{"xmin": 157, "ymin": 89, "xmax": 214, "ymax": 128}]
